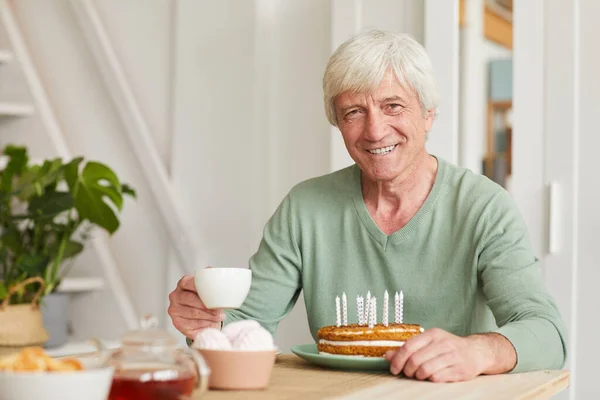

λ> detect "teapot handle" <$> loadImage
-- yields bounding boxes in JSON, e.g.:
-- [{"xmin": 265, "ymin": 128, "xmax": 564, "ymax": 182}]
[{"xmin": 190, "ymin": 348, "xmax": 211, "ymax": 395}]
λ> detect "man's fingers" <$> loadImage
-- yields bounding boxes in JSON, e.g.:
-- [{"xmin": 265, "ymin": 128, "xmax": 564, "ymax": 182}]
[
  {"xmin": 388, "ymin": 335, "xmax": 433, "ymax": 375},
  {"xmin": 402, "ymin": 343, "xmax": 450, "ymax": 378},
  {"xmin": 402, "ymin": 336, "xmax": 462, "ymax": 378},
  {"xmin": 169, "ymin": 304, "xmax": 226, "ymax": 322},
  {"xmin": 172, "ymin": 318, "xmax": 221, "ymax": 340},
  {"xmin": 428, "ymin": 364, "xmax": 463, "ymax": 383},
  {"xmin": 177, "ymin": 275, "xmax": 197, "ymax": 292},
  {"xmin": 413, "ymin": 351, "xmax": 456, "ymax": 381},
  {"xmin": 176, "ymin": 290, "xmax": 215, "ymax": 311}
]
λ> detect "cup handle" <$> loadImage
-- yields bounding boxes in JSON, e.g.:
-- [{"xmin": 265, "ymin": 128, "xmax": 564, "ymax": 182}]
[{"xmin": 190, "ymin": 348, "xmax": 211, "ymax": 395}]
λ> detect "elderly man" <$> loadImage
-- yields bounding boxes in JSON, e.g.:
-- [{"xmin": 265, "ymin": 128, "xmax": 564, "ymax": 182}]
[{"xmin": 168, "ymin": 30, "xmax": 567, "ymax": 382}]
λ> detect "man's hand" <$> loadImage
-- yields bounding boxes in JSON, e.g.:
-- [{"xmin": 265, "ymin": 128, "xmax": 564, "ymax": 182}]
[
  {"xmin": 167, "ymin": 275, "xmax": 226, "ymax": 340},
  {"xmin": 385, "ymin": 328, "xmax": 517, "ymax": 382}
]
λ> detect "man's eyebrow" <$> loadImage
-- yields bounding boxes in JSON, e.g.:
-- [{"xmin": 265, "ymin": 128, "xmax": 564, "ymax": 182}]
[
  {"xmin": 379, "ymin": 95, "xmax": 406, "ymax": 103},
  {"xmin": 339, "ymin": 104, "xmax": 362, "ymax": 113}
]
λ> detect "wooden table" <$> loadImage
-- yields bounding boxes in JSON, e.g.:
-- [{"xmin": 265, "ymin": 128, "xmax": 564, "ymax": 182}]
[{"xmin": 199, "ymin": 354, "xmax": 569, "ymax": 399}]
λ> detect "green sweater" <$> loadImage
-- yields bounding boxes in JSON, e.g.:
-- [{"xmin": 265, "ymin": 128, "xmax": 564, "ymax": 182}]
[{"xmin": 226, "ymin": 157, "xmax": 567, "ymax": 373}]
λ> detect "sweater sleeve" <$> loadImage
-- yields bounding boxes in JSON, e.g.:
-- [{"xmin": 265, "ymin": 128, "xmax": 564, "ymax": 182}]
[
  {"xmin": 478, "ymin": 190, "xmax": 568, "ymax": 373},
  {"xmin": 224, "ymin": 194, "xmax": 302, "ymax": 335}
]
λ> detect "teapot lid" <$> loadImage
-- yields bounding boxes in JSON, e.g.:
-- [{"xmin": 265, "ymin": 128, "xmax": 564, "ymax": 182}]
[{"xmin": 120, "ymin": 315, "xmax": 179, "ymax": 347}]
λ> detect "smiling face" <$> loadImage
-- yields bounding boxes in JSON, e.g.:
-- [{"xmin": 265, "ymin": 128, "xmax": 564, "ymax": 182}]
[{"xmin": 335, "ymin": 69, "xmax": 434, "ymax": 184}]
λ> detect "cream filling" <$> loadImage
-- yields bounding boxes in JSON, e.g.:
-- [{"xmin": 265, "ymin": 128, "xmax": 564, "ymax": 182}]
[
  {"xmin": 319, "ymin": 352, "xmax": 373, "ymax": 357},
  {"xmin": 319, "ymin": 339, "xmax": 405, "ymax": 347},
  {"xmin": 326, "ymin": 326, "xmax": 422, "ymax": 338}
]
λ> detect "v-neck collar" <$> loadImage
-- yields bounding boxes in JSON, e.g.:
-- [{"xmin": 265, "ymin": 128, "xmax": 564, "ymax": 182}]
[{"xmin": 350, "ymin": 156, "xmax": 448, "ymax": 250}]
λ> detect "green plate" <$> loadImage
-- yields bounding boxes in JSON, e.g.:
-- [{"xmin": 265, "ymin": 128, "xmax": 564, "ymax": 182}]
[{"xmin": 290, "ymin": 344, "xmax": 391, "ymax": 371}]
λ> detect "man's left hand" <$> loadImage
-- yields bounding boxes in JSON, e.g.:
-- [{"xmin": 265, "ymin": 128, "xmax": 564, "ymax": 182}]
[{"xmin": 384, "ymin": 328, "xmax": 516, "ymax": 382}]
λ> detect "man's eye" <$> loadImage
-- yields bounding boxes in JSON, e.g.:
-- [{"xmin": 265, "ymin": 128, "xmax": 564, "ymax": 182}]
[
  {"xmin": 388, "ymin": 104, "xmax": 402, "ymax": 110},
  {"xmin": 345, "ymin": 110, "xmax": 360, "ymax": 118}
]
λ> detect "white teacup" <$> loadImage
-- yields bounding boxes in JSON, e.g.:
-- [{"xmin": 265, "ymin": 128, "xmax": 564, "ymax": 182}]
[{"xmin": 194, "ymin": 267, "xmax": 252, "ymax": 309}]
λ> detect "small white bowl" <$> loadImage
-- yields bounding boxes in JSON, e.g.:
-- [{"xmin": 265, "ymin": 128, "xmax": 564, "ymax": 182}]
[
  {"xmin": 0, "ymin": 356, "xmax": 114, "ymax": 400},
  {"xmin": 195, "ymin": 267, "xmax": 252, "ymax": 309}
]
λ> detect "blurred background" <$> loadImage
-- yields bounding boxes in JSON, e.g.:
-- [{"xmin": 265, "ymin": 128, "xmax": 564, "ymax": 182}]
[{"xmin": 0, "ymin": 1, "xmax": 595, "ymax": 398}]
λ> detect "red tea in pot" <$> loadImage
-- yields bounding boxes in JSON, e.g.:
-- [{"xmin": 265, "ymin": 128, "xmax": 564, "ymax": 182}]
[{"xmin": 108, "ymin": 369, "xmax": 196, "ymax": 400}]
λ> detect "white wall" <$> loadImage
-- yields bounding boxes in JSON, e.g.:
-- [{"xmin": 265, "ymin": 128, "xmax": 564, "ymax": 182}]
[
  {"xmin": 459, "ymin": 0, "xmax": 512, "ymax": 175},
  {"xmin": 512, "ymin": 0, "xmax": 600, "ymax": 398},
  {"xmin": 92, "ymin": 0, "xmax": 174, "ymax": 168},
  {"xmin": 573, "ymin": 1, "xmax": 600, "ymax": 396},
  {"xmin": 169, "ymin": 0, "xmax": 332, "ymax": 351}
]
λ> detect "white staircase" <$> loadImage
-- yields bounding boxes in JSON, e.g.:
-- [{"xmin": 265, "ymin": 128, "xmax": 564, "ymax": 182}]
[
  {"xmin": 0, "ymin": 0, "xmax": 202, "ymax": 345},
  {"xmin": 0, "ymin": 1, "xmax": 134, "ymax": 344},
  {"xmin": 0, "ymin": 46, "xmax": 33, "ymax": 118}
]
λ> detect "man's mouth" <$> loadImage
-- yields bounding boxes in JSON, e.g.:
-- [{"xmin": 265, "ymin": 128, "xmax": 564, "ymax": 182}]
[{"xmin": 366, "ymin": 144, "xmax": 398, "ymax": 155}]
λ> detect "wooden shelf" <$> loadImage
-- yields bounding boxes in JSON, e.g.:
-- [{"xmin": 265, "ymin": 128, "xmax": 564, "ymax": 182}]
[
  {"xmin": 484, "ymin": 4, "xmax": 513, "ymax": 49},
  {"xmin": 0, "ymin": 102, "xmax": 34, "ymax": 117},
  {"xmin": 0, "ymin": 50, "xmax": 13, "ymax": 64},
  {"xmin": 459, "ymin": 1, "xmax": 513, "ymax": 50},
  {"xmin": 56, "ymin": 277, "xmax": 105, "ymax": 293}
]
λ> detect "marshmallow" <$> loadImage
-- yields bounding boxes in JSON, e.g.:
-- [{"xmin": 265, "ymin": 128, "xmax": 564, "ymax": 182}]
[
  {"xmin": 231, "ymin": 326, "xmax": 275, "ymax": 351},
  {"xmin": 221, "ymin": 320, "xmax": 261, "ymax": 343},
  {"xmin": 194, "ymin": 320, "xmax": 275, "ymax": 351},
  {"xmin": 193, "ymin": 328, "xmax": 232, "ymax": 350}
]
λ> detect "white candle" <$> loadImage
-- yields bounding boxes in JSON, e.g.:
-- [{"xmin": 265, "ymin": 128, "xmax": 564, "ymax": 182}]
[
  {"xmin": 335, "ymin": 296, "xmax": 341, "ymax": 327},
  {"xmin": 394, "ymin": 292, "xmax": 400, "ymax": 324},
  {"xmin": 365, "ymin": 291, "xmax": 371, "ymax": 324},
  {"xmin": 399, "ymin": 290, "xmax": 404, "ymax": 324},
  {"xmin": 383, "ymin": 290, "xmax": 389, "ymax": 326},
  {"xmin": 369, "ymin": 297, "xmax": 377, "ymax": 328},
  {"xmin": 357, "ymin": 295, "xmax": 364, "ymax": 325},
  {"xmin": 342, "ymin": 292, "xmax": 348, "ymax": 326}
]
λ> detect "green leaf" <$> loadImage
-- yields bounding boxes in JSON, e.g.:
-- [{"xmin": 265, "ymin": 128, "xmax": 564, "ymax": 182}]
[
  {"xmin": 121, "ymin": 184, "xmax": 137, "ymax": 199},
  {"xmin": 83, "ymin": 162, "xmax": 124, "ymax": 210},
  {"xmin": 64, "ymin": 157, "xmax": 83, "ymax": 194},
  {"xmin": 12, "ymin": 160, "xmax": 65, "ymax": 200},
  {"xmin": 3, "ymin": 145, "xmax": 28, "ymax": 162},
  {"xmin": 28, "ymin": 191, "xmax": 75, "ymax": 219},
  {"xmin": 73, "ymin": 161, "xmax": 129, "ymax": 234},
  {"xmin": 0, "ymin": 231, "xmax": 23, "ymax": 253},
  {"xmin": 82, "ymin": 162, "xmax": 121, "ymax": 191},
  {"xmin": 76, "ymin": 184, "xmax": 120, "ymax": 234},
  {"xmin": 36, "ymin": 159, "xmax": 64, "ymax": 189},
  {"xmin": 0, "ymin": 145, "xmax": 29, "ymax": 194},
  {"xmin": 48, "ymin": 239, "xmax": 83, "ymax": 260},
  {"xmin": 16, "ymin": 254, "xmax": 50, "ymax": 275}
]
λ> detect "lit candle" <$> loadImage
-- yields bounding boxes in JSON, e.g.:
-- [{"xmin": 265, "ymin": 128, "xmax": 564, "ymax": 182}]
[
  {"xmin": 335, "ymin": 296, "xmax": 341, "ymax": 327},
  {"xmin": 369, "ymin": 297, "xmax": 377, "ymax": 328},
  {"xmin": 365, "ymin": 291, "xmax": 371, "ymax": 324},
  {"xmin": 399, "ymin": 290, "xmax": 404, "ymax": 324},
  {"xmin": 357, "ymin": 295, "xmax": 364, "ymax": 325},
  {"xmin": 394, "ymin": 291, "xmax": 400, "ymax": 324},
  {"xmin": 342, "ymin": 292, "xmax": 348, "ymax": 326},
  {"xmin": 383, "ymin": 290, "xmax": 389, "ymax": 327}
]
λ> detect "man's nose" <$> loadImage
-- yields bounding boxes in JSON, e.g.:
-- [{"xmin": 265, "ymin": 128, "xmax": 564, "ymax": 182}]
[{"xmin": 363, "ymin": 111, "xmax": 387, "ymax": 142}]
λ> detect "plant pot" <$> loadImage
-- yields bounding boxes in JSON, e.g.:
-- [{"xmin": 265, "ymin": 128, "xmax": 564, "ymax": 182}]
[
  {"xmin": 0, "ymin": 277, "xmax": 50, "ymax": 356},
  {"xmin": 41, "ymin": 292, "xmax": 70, "ymax": 348}
]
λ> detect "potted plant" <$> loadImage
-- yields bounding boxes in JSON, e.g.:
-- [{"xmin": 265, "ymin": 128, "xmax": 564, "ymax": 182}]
[{"xmin": 0, "ymin": 144, "xmax": 135, "ymax": 348}]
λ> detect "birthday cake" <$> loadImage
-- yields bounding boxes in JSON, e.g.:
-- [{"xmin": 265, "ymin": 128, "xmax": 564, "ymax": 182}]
[
  {"xmin": 317, "ymin": 323, "xmax": 423, "ymax": 357},
  {"xmin": 317, "ymin": 290, "xmax": 423, "ymax": 357}
]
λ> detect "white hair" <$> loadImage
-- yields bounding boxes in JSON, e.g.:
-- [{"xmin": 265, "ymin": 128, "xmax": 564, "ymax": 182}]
[{"xmin": 323, "ymin": 29, "xmax": 440, "ymax": 127}]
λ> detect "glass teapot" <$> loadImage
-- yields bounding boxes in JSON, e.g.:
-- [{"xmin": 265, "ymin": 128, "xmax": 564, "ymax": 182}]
[{"xmin": 106, "ymin": 315, "xmax": 210, "ymax": 400}]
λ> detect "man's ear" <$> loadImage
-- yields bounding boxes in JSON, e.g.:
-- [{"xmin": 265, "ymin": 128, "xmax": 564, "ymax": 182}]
[{"xmin": 424, "ymin": 109, "xmax": 435, "ymax": 132}]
